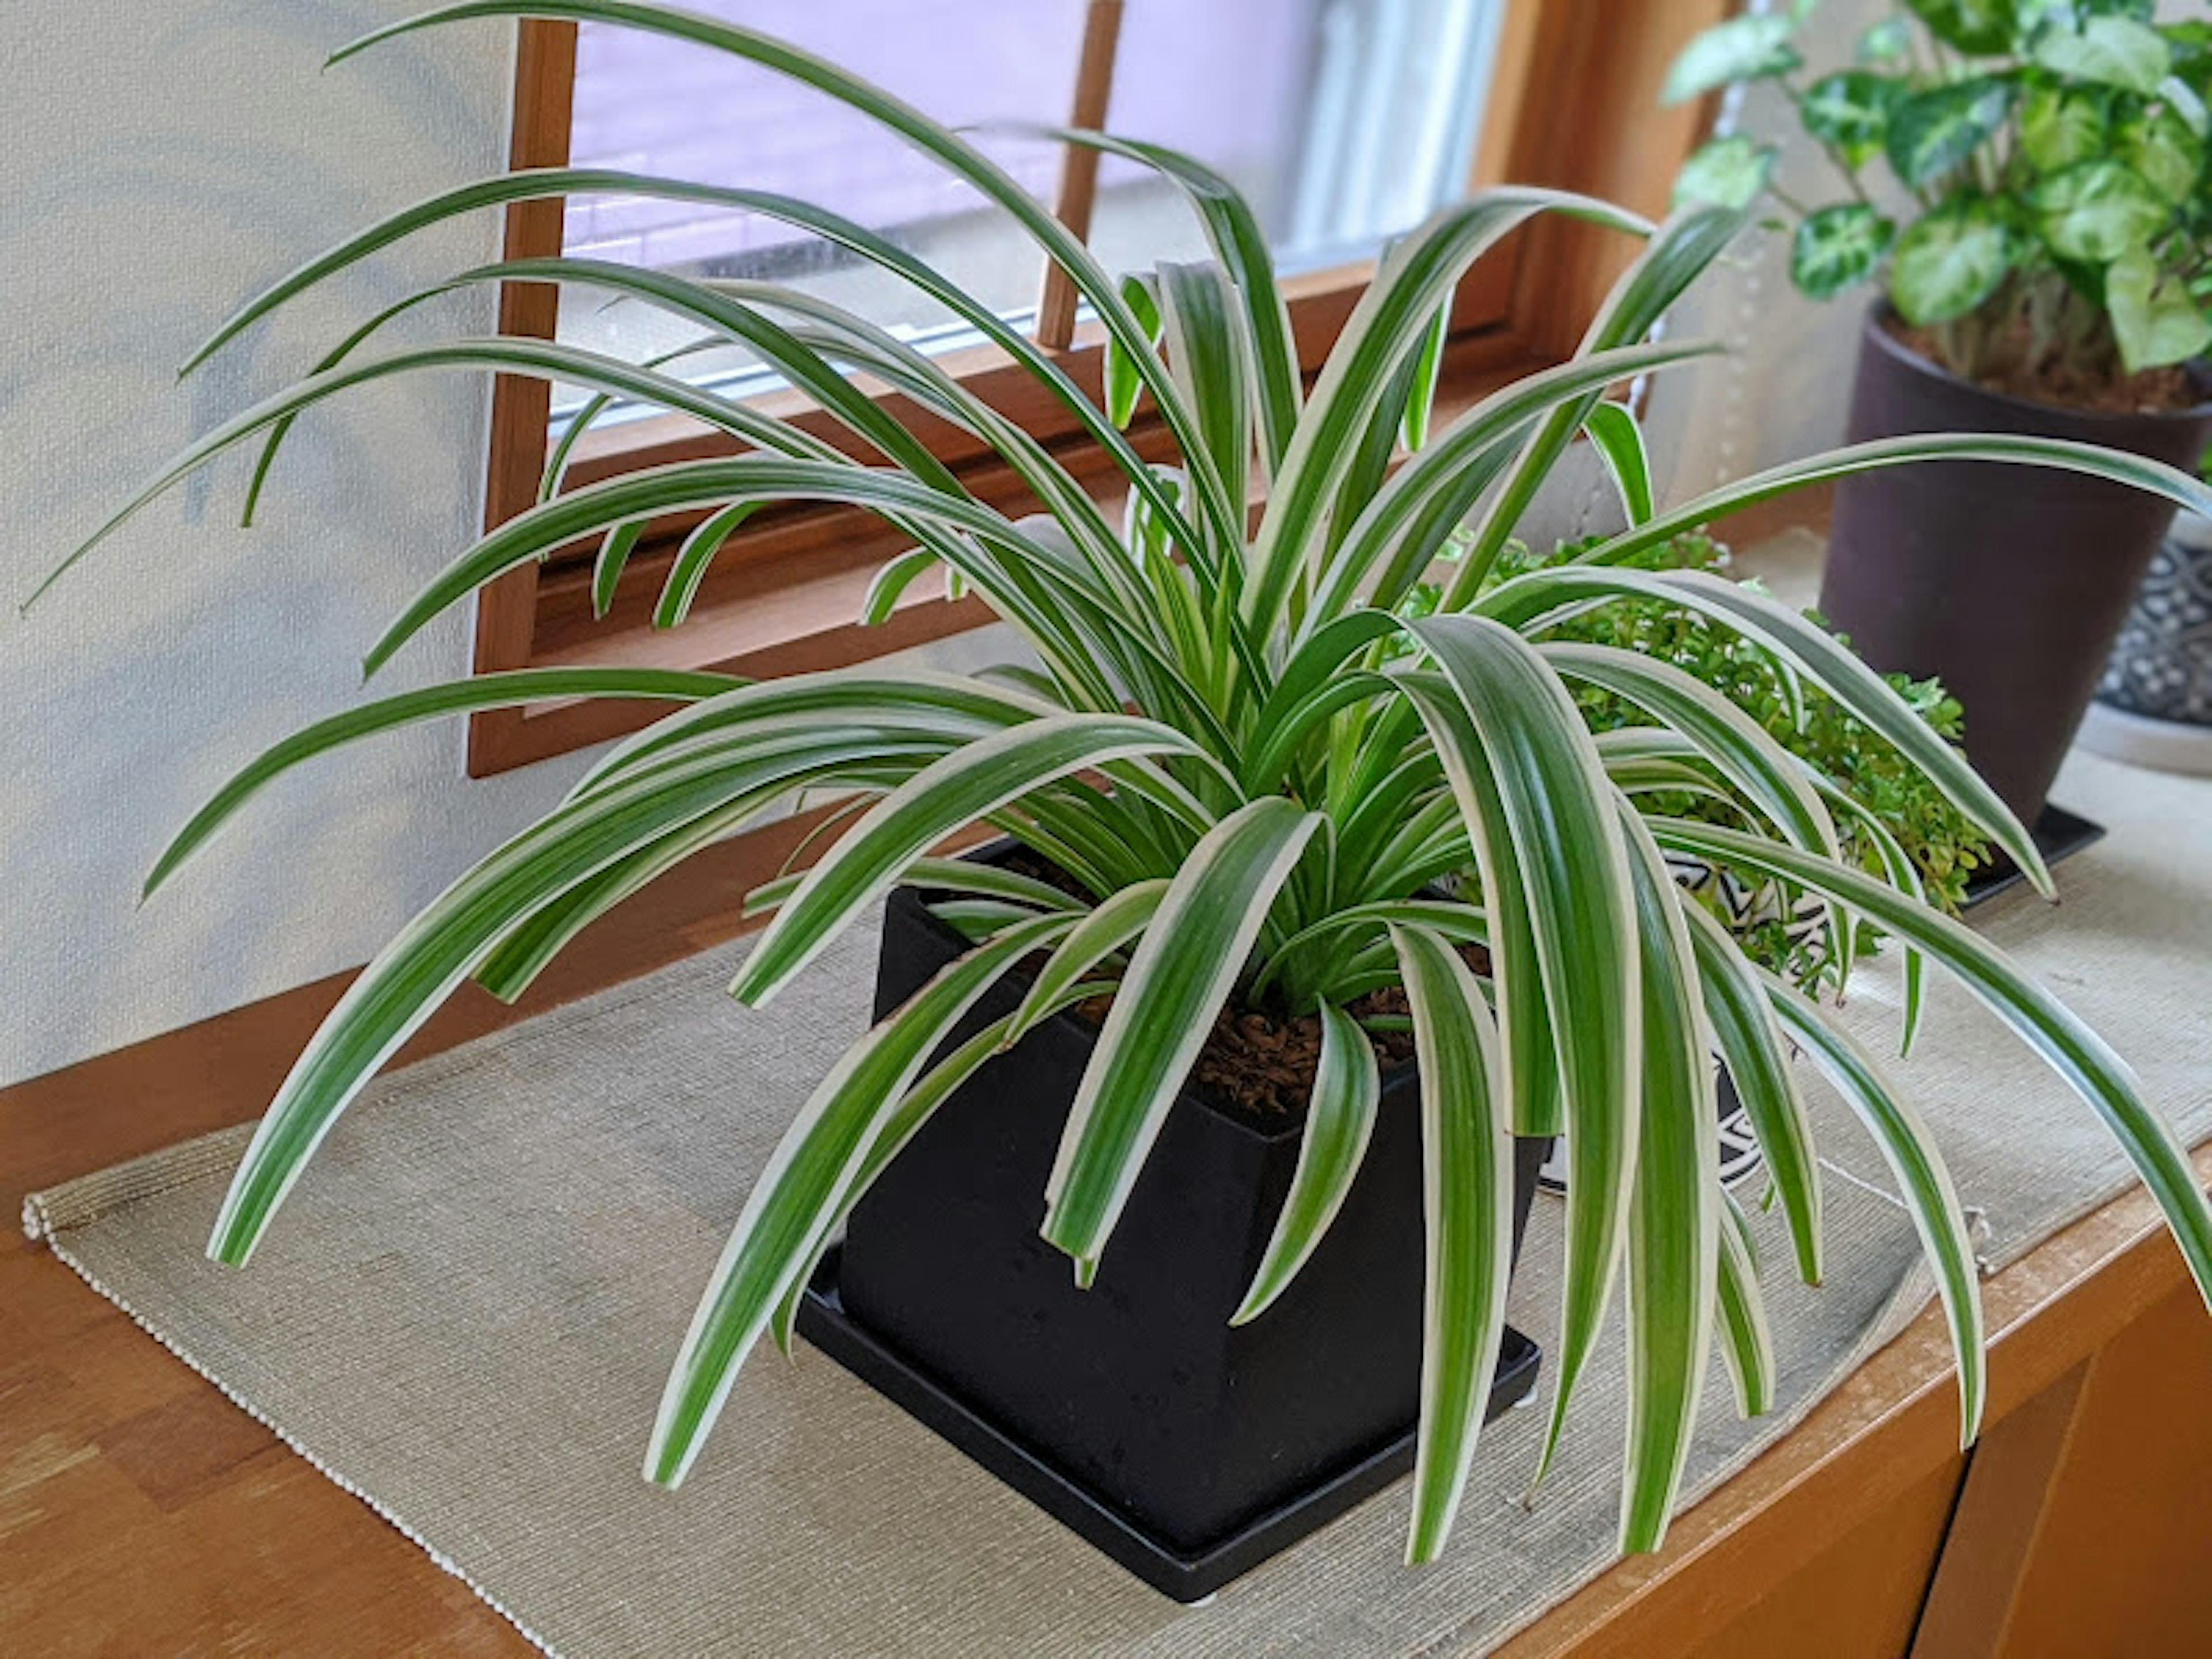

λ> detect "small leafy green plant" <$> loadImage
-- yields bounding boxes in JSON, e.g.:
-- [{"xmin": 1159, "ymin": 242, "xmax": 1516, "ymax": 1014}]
[
  {"xmin": 1668, "ymin": 2, "xmax": 2212, "ymax": 397},
  {"xmin": 1486, "ymin": 531, "xmax": 1989, "ymax": 987},
  {"xmin": 33, "ymin": 1, "xmax": 2212, "ymax": 1567}
]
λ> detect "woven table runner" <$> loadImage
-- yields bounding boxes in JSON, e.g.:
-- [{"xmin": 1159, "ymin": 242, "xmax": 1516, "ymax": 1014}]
[{"xmin": 24, "ymin": 749, "xmax": 2212, "ymax": 1658}]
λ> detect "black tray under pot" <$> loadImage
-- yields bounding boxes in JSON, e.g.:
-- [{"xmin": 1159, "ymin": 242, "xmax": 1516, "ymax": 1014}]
[
  {"xmin": 1963, "ymin": 803, "xmax": 2105, "ymax": 908},
  {"xmin": 796, "ymin": 1247, "xmax": 1541, "ymax": 1604}
]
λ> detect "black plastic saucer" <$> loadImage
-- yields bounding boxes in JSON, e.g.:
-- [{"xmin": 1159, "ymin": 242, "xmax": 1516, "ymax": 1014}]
[
  {"xmin": 795, "ymin": 1245, "xmax": 1542, "ymax": 1603},
  {"xmin": 1963, "ymin": 802, "xmax": 2105, "ymax": 909}
]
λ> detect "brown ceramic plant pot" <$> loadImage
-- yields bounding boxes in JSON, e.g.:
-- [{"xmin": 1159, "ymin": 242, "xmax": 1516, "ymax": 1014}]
[{"xmin": 1818, "ymin": 304, "xmax": 2212, "ymax": 827}]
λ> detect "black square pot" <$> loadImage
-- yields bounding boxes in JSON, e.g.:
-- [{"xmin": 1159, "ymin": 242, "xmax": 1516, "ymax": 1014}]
[{"xmin": 805, "ymin": 859, "xmax": 1548, "ymax": 1597}]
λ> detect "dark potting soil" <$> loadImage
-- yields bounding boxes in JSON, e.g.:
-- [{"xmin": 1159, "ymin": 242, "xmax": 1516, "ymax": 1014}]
[
  {"xmin": 1883, "ymin": 311, "xmax": 2200, "ymax": 417},
  {"xmin": 990, "ymin": 848, "xmax": 1478, "ymax": 1122}
]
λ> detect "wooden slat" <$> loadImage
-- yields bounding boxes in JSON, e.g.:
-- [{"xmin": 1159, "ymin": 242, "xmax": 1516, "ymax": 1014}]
[
  {"xmin": 1034, "ymin": 0, "xmax": 1125, "ymax": 351},
  {"xmin": 1927, "ymin": 1283, "xmax": 2212, "ymax": 1657},
  {"xmin": 1911, "ymin": 1361, "xmax": 2094, "ymax": 1658},
  {"xmin": 468, "ymin": 18, "xmax": 579, "ymax": 777}
]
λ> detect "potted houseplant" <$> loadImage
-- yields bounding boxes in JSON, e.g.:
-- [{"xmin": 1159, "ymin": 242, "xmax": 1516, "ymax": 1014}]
[
  {"xmin": 1667, "ymin": 2, "xmax": 2212, "ymax": 829},
  {"xmin": 32, "ymin": 0, "xmax": 2212, "ymax": 1600}
]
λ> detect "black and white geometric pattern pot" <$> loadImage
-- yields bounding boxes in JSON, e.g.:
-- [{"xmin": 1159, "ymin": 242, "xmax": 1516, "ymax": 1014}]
[
  {"xmin": 2078, "ymin": 512, "xmax": 2212, "ymax": 777},
  {"xmin": 1538, "ymin": 855, "xmax": 1825, "ymax": 1198}
]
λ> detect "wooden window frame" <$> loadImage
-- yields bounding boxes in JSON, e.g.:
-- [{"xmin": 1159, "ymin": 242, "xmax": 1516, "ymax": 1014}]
[{"xmin": 467, "ymin": 0, "xmax": 1728, "ymax": 776}]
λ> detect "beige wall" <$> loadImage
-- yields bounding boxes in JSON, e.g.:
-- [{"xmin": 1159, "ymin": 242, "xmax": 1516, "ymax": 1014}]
[
  {"xmin": 1, "ymin": 3, "xmax": 558, "ymax": 1086},
  {"xmin": 2, "ymin": 1, "xmax": 1882, "ymax": 1089},
  {"xmin": 1646, "ymin": 0, "xmax": 1889, "ymax": 498},
  {"xmin": 0, "ymin": 2, "xmax": 1011, "ymax": 1090}
]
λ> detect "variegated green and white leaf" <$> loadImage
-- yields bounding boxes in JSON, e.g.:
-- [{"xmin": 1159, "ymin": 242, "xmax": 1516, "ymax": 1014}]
[
  {"xmin": 1399, "ymin": 616, "xmax": 1643, "ymax": 1469},
  {"xmin": 1714, "ymin": 1187, "xmax": 1777, "ymax": 1419},
  {"xmin": 732, "ymin": 714, "xmax": 1211, "ymax": 1007},
  {"xmin": 1759, "ymin": 971, "xmax": 1985, "ymax": 1445},
  {"xmin": 1677, "ymin": 903, "xmax": 1825, "ymax": 1287},
  {"xmin": 1040, "ymin": 799, "xmax": 1321, "ymax": 1267},
  {"xmin": 648, "ymin": 912, "xmax": 1075, "ymax": 1483},
  {"xmin": 1616, "ymin": 810, "xmax": 1719, "ymax": 1552},
  {"xmin": 1388, "ymin": 923, "xmax": 1515, "ymax": 1565},
  {"xmin": 1230, "ymin": 1003, "xmax": 1383, "ymax": 1327},
  {"xmin": 1652, "ymin": 818, "xmax": 2212, "ymax": 1320},
  {"xmin": 1005, "ymin": 880, "xmax": 1171, "ymax": 1043}
]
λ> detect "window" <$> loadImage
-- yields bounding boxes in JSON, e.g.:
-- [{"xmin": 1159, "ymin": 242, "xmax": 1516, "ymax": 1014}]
[
  {"xmin": 472, "ymin": 0, "xmax": 1729, "ymax": 775},
  {"xmin": 552, "ymin": 1, "xmax": 1513, "ymax": 419}
]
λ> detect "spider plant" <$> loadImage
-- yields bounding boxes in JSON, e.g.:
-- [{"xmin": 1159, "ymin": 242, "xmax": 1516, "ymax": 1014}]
[{"xmin": 34, "ymin": 1, "xmax": 2212, "ymax": 1566}]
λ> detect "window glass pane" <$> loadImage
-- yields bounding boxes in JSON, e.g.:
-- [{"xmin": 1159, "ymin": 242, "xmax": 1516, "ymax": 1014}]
[
  {"xmin": 554, "ymin": 0, "xmax": 1506, "ymax": 421},
  {"xmin": 558, "ymin": 0, "xmax": 1084, "ymax": 409},
  {"xmin": 1087, "ymin": 0, "xmax": 1506, "ymax": 282}
]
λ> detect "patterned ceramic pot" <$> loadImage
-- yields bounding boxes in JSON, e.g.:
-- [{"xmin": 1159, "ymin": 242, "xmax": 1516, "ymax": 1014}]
[{"xmin": 2077, "ymin": 513, "xmax": 2212, "ymax": 777}]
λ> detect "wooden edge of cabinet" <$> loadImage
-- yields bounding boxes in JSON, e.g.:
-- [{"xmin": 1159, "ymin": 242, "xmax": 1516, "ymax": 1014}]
[{"xmin": 1491, "ymin": 1144, "xmax": 2212, "ymax": 1658}]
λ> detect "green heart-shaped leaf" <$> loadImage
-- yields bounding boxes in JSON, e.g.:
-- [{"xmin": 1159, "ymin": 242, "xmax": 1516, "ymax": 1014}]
[
  {"xmin": 2032, "ymin": 158, "xmax": 2171, "ymax": 260},
  {"xmin": 2020, "ymin": 84, "xmax": 2111, "ymax": 173},
  {"xmin": 1907, "ymin": 0, "xmax": 2017, "ymax": 55},
  {"xmin": 1891, "ymin": 197, "xmax": 2013, "ymax": 324},
  {"xmin": 1801, "ymin": 70, "xmax": 1906, "ymax": 168},
  {"xmin": 2119, "ymin": 103, "xmax": 2205, "ymax": 203},
  {"xmin": 2107, "ymin": 246, "xmax": 2212, "ymax": 373},
  {"xmin": 1791, "ymin": 203, "xmax": 1898, "ymax": 300},
  {"xmin": 1673, "ymin": 135, "xmax": 1778, "ymax": 211},
  {"xmin": 1887, "ymin": 76, "xmax": 2020, "ymax": 188},
  {"xmin": 1662, "ymin": 14, "xmax": 1802, "ymax": 105},
  {"xmin": 2032, "ymin": 15, "xmax": 2172, "ymax": 96}
]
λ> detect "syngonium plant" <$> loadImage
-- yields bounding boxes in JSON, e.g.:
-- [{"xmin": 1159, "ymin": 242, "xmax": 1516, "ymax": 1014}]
[
  {"xmin": 31, "ymin": 2, "xmax": 2212, "ymax": 1566},
  {"xmin": 1665, "ymin": 1, "xmax": 2212, "ymax": 391}
]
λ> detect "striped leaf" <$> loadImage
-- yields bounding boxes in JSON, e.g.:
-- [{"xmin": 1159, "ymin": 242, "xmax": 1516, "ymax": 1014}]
[
  {"xmin": 648, "ymin": 912, "xmax": 1074, "ymax": 1484},
  {"xmin": 1541, "ymin": 641, "xmax": 1853, "ymax": 983},
  {"xmin": 995, "ymin": 126, "xmax": 1301, "ymax": 469},
  {"xmin": 1650, "ymin": 817, "xmax": 2212, "ymax": 1320},
  {"xmin": 1582, "ymin": 400, "xmax": 1654, "ymax": 526},
  {"xmin": 656, "ymin": 503, "xmax": 760, "ymax": 630},
  {"xmin": 1714, "ymin": 1187, "xmax": 1777, "ymax": 1419},
  {"xmin": 1394, "ymin": 675, "xmax": 1562, "ymax": 1141},
  {"xmin": 1388, "ymin": 923, "xmax": 1514, "ymax": 1565},
  {"xmin": 1403, "ymin": 616, "xmax": 1643, "ymax": 1464},
  {"xmin": 1243, "ymin": 188, "xmax": 1652, "ymax": 629},
  {"xmin": 171, "ymin": 164, "xmax": 1210, "ymax": 569},
  {"xmin": 1230, "ymin": 1003, "xmax": 1383, "ymax": 1326},
  {"xmin": 1760, "ymin": 972, "xmax": 1986, "ymax": 1445},
  {"xmin": 743, "ymin": 855, "xmax": 1086, "ymax": 922},
  {"xmin": 1443, "ymin": 205, "xmax": 1747, "ymax": 603},
  {"xmin": 767, "ymin": 972, "xmax": 1122, "ymax": 1352},
  {"xmin": 1578, "ymin": 435, "xmax": 2212, "ymax": 582},
  {"xmin": 31, "ymin": 338, "xmax": 845, "ymax": 613},
  {"xmin": 144, "ymin": 667, "xmax": 737, "ymax": 900},
  {"xmin": 1039, "ymin": 799, "xmax": 1321, "ymax": 1267},
  {"xmin": 208, "ymin": 745, "xmax": 863, "ymax": 1266},
  {"xmin": 732, "ymin": 715, "xmax": 1210, "ymax": 1007},
  {"xmin": 1678, "ymin": 903, "xmax": 1825, "ymax": 1287},
  {"xmin": 1812, "ymin": 776, "xmax": 1930, "ymax": 1055},
  {"xmin": 1482, "ymin": 566, "xmax": 2052, "ymax": 894},
  {"xmin": 331, "ymin": 2, "xmax": 1245, "ymax": 560},
  {"xmin": 1005, "ymin": 880, "xmax": 1171, "ymax": 1044},
  {"xmin": 1312, "ymin": 338, "xmax": 1719, "ymax": 625},
  {"xmin": 1616, "ymin": 810, "xmax": 1719, "ymax": 1553}
]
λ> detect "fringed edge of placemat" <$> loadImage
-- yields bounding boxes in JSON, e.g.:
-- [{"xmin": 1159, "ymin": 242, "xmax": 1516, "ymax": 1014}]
[{"xmin": 21, "ymin": 1144, "xmax": 567, "ymax": 1659}]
